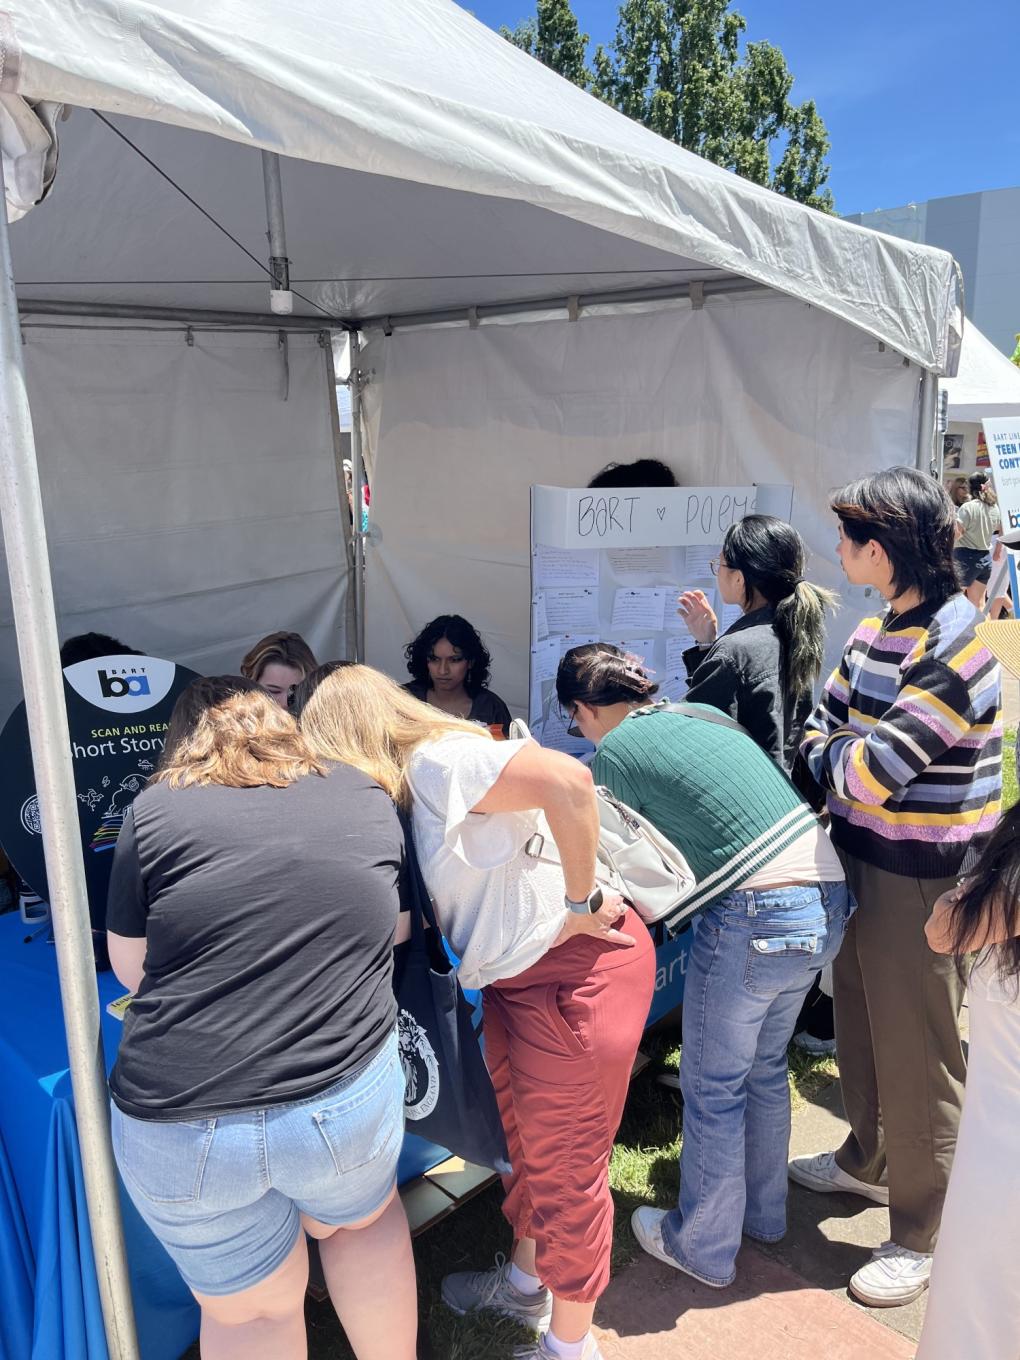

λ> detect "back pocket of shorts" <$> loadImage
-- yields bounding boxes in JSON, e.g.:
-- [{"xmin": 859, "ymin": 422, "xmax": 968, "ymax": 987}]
[
  {"xmin": 312, "ymin": 1058, "xmax": 403, "ymax": 1177},
  {"xmin": 744, "ymin": 933, "xmax": 820, "ymax": 995},
  {"xmin": 116, "ymin": 1112, "xmax": 217, "ymax": 1204}
]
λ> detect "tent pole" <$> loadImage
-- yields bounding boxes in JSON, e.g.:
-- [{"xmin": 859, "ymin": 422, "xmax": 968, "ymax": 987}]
[
  {"xmin": 322, "ymin": 333, "xmax": 358, "ymax": 659},
  {"xmin": 261, "ymin": 151, "xmax": 291, "ymax": 299},
  {"xmin": 349, "ymin": 331, "xmax": 367, "ymax": 661},
  {"xmin": 916, "ymin": 368, "xmax": 938, "ymax": 476},
  {"xmin": 0, "ymin": 178, "xmax": 140, "ymax": 1355}
]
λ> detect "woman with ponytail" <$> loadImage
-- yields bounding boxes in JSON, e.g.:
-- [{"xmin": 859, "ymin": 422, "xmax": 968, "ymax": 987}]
[{"xmin": 677, "ymin": 515, "xmax": 836, "ymax": 770}]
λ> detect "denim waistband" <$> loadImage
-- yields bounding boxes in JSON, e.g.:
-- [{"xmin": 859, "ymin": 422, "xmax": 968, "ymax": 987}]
[{"xmin": 717, "ymin": 880, "xmax": 846, "ymax": 917}]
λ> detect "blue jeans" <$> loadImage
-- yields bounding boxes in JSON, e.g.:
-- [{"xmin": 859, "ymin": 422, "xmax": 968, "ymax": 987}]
[
  {"xmin": 661, "ymin": 881, "xmax": 853, "ymax": 1286},
  {"xmin": 111, "ymin": 1029, "xmax": 404, "ymax": 1295}
]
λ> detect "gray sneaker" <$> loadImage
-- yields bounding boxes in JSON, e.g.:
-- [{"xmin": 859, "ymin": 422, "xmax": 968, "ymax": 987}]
[
  {"xmin": 441, "ymin": 1254, "xmax": 553, "ymax": 1333},
  {"xmin": 514, "ymin": 1334, "xmax": 604, "ymax": 1359}
]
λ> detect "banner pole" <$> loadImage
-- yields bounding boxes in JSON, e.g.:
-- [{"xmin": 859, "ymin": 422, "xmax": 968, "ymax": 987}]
[{"xmin": 0, "ymin": 170, "xmax": 140, "ymax": 1358}]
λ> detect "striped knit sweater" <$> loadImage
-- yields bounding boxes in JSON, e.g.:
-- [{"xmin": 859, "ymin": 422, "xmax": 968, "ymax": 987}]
[
  {"xmin": 801, "ymin": 594, "xmax": 1001, "ymax": 878},
  {"xmin": 591, "ymin": 705, "xmax": 820, "ymax": 926}
]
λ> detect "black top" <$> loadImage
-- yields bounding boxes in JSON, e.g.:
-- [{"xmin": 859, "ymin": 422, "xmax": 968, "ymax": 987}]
[
  {"xmin": 107, "ymin": 764, "xmax": 404, "ymax": 1121},
  {"xmin": 682, "ymin": 606, "xmax": 812, "ymax": 773},
  {"xmin": 402, "ymin": 681, "xmax": 513, "ymax": 737}
]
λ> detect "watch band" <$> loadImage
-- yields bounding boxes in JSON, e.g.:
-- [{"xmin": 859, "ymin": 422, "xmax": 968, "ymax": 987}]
[{"xmin": 565, "ymin": 886, "xmax": 604, "ymax": 915}]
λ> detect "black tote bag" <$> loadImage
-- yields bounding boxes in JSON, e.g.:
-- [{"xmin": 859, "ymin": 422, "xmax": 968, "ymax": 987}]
[{"xmin": 392, "ymin": 814, "xmax": 510, "ymax": 1175}]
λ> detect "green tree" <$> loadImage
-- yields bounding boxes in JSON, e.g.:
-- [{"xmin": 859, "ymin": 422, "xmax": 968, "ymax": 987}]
[
  {"xmin": 501, "ymin": 0, "xmax": 590, "ymax": 87},
  {"xmin": 504, "ymin": 0, "xmax": 834, "ymax": 212}
]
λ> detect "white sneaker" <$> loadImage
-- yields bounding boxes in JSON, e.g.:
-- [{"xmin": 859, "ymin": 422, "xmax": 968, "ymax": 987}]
[
  {"xmin": 513, "ymin": 1334, "xmax": 604, "ymax": 1359},
  {"xmin": 441, "ymin": 1254, "xmax": 552, "ymax": 1332},
  {"xmin": 629, "ymin": 1206, "xmax": 728, "ymax": 1288},
  {"xmin": 849, "ymin": 1241, "xmax": 932, "ymax": 1306},
  {"xmin": 792, "ymin": 1031, "xmax": 837, "ymax": 1057},
  {"xmin": 788, "ymin": 1151, "xmax": 889, "ymax": 1206}
]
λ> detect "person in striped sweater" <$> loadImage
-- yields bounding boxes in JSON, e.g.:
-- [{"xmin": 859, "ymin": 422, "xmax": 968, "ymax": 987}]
[{"xmin": 789, "ymin": 466, "xmax": 1001, "ymax": 1308}]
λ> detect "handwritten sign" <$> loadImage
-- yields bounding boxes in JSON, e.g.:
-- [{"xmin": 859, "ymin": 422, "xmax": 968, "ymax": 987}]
[{"xmin": 532, "ymin": 485, "xmax": 758, "ymax": 549}]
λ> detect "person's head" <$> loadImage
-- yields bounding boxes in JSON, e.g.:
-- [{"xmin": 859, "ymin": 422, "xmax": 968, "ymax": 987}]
[
  {"xmin": 404, "ymin": 615, "xmax": 492, "ymax": 698},
  {"xmin": 947, "ymin": 476, "xmax": 971, "ymax": 507},
  {"xmin": 587, "ymin": 459, "xmax": 678, "ymax": 489},
  {"xmin": 830, "ymin": 467, "xmax": 958, "ymax": 606},
  {"xmin": 297, "ymin": 663, "xmax": 487, "ymax": 806},
  {"xmin": 153, "ymin": 675, "xmax": 325, "ymax": 789},
  {"xmin": 555, "ymin": 643, "xmax": 658, "ymax": 745},
  {"xmin": 716, "ymin": 516, "xmax": 838, "ymax": 697},
  {"xmin": 59, "ymin": 633, "xmax": 142, "ymax": 667},
  {"xmin": 969, "ymin": 472, "xmax": 997, "ymax": 505},
  {"xmin": 239, "ymin": 631, "xmax": 318, "ymax": 709}
]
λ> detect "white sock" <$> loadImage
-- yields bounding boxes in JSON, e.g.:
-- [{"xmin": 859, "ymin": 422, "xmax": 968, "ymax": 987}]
[
  {"xmin": 508, "ymin": 1261, "xmax": 543, "ymax": 1296},
  {"xmin": 542, "ymin": 1328, "xmax": 589, "ymax": 1359}
]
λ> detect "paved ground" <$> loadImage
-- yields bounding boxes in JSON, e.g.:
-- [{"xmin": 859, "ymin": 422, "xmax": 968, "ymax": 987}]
[{"xmin": 588, "ymin": 1069, "xmax": 925, "ymax": 1360}]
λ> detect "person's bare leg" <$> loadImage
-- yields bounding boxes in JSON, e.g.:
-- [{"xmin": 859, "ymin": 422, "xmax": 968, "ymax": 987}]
[
  {"xmin": 513, "ymin": 1236, "xmax": 540, "ymax": 1277},
  {"xmin": 965, "ymin": 580, "xmax": 987, "ymax": 610},
  {"xmin": 194, "ymin": 1231, "xmax": 308, "ymax": 1360},
  {"xmin": 303, "ymin": 1189, "xmax": 417, "ymax": 1360},
  {"xmin": 549, "ymin": 1297, "xmax": 597, "ymax": 1344}
]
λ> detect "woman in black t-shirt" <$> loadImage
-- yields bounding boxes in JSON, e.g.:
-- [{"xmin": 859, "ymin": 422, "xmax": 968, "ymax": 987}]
[
  {"xmin": 106, "ymin": 676, "xmax": 416, "ymax": 1360},
  {"xmin": 403, "ymin": 614, "xmax": 512, "ymax": 737}
]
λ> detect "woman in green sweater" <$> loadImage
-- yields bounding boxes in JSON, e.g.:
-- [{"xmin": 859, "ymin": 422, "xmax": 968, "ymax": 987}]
[{"xmin": 555, "ymin": 643, "xmax": 853, "ymax": 1291}]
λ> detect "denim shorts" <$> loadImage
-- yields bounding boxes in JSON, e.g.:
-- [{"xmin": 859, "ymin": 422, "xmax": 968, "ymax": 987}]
[{"xmin": 110, "ymin": 1028, "xmax": 404, "ymax": 1296}]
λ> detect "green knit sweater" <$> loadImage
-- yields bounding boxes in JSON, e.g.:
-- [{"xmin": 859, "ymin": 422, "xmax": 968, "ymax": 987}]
[{"xmin": 591, "ymin": 706, "xmax": 819, "ymax": 919}]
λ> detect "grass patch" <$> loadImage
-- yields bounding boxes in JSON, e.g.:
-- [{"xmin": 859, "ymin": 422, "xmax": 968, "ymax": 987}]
[{"xmin": 1003, "ymin": 728, "xmax": 1017, "ymax": 810}]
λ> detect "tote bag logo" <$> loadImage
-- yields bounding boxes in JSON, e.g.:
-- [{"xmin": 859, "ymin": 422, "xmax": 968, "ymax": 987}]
[{"xmin": 398, "ymin": 1008, "xmax": 440, "ymax": 1119}]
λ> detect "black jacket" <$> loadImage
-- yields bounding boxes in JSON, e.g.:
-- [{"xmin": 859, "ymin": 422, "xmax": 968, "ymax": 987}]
[
  {"xmin": 682, "ymin": 606, "xmax": 812, "ymax": 772},
  {"xmin": 402, "ymin": 681, "xmax": 512, "ymax": 737}
]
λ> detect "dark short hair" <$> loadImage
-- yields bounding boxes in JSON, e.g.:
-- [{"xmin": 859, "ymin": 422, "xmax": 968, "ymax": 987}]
[
  {"xmin": 587, "ymin": 458, "xmax": 678, "ymax": 489},
  {"xmin": 969, "ymin": 473, "xmax": 989, "ymax": 496},
  {"xmin": 291, "ymin": 660, "xmax": 354, "ymax": 719},
  {"xmin": 555, "ymin": 642, "xmax": 658, "ymax": 712},
  {"xmin": 404, "ymin": 615, "xmax": 491, "ymax": 697},
  {"xmin": 59, "ymin": 632, "xmax": 142, "ymax": 667},
  {"xmin": 830, "ymin": 467, "xmax": 958, "ymax": 603}
]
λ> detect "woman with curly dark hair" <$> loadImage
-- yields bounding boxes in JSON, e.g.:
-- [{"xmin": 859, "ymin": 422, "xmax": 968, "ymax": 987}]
[{"xmin": 403, "ymin": 614, "xmax": 512, "ymax": 737}]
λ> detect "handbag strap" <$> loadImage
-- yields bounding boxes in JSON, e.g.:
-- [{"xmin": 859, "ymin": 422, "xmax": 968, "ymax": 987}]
[
  {"xmin": 396, "ymin": 808, "xmax": 442, "ymax": 946},
  {"xmin": 632, "ymin": 698, "xmax": 751, "ymax": 737}
]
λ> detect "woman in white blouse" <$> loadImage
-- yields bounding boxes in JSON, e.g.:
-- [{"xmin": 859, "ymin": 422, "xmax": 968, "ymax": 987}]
[{"xmin": 299, "ymin": 664, "xmax": 655, "ymax": 1360}]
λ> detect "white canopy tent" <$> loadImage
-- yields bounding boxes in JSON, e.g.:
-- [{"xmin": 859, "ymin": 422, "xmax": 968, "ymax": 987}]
[
  {"xmin": 0, "ymin": 2, "xmax": 964, "ymax": 1355},
  {"xmin": 940, "ymin": 324, "xmax": 1020, "ymax": 476}
]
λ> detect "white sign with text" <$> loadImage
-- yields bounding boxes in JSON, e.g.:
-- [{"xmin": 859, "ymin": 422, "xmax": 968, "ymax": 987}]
[{"xmin": 532, "ymin": 484, "xmax": 759, "ymax": 549}]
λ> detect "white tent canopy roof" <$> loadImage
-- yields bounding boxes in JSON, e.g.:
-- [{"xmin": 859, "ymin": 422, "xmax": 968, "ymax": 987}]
[
  {"xmin": 7, "ymin": 0, "xmax": 960, "ymax": 369},
  {"xmin": 942, "ymin": 323, "xmax": 1020, "ymax": 422}
]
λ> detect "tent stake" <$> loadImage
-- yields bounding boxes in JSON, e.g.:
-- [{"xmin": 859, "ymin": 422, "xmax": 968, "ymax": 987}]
[{"xmin": 0, "ymin": 172, "xmax": 140, "ymax": 1356}]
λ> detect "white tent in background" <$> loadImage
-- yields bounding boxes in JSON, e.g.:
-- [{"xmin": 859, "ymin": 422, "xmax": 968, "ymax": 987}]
[
  {"xmin": 0, "ymin": 3, "xmax": 965, "ymax": 1355},
  {"xmin": 940, "ymin": 324, "xmax": 1020, "ymax": 476}
]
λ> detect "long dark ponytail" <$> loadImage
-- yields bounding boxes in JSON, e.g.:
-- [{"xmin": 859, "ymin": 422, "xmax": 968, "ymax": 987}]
[{"xmin": 722, "ymin": 515, "xmax": 837, "ymax": 699}]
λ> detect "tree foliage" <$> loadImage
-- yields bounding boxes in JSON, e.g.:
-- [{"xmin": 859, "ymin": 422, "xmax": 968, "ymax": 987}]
[{"xmin": 502, "ymin": 0, "xmax": 834, "ymax": 212}]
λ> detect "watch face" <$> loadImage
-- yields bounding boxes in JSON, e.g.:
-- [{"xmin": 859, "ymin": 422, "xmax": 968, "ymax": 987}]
[{"xmin": 589, "ymin": 887, "xmax": 604, "ymax": 913}]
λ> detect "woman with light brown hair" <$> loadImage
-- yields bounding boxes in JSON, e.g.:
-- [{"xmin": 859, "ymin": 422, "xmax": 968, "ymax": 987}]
[
  {"xmin": 239, "ymin": 630, "xmax": 318, "ymax": 709},
  {"xmin": 298, "ymin": 664, "xmax": 655, "ymax": 1360},
  {"xmin": 105, "ymin": 675, "xmax": 416, "ymax": 1360}
]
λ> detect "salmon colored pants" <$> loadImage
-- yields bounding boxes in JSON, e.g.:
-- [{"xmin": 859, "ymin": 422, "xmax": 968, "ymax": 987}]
[{"xmin": 484, "ymin": 908, "xmax": 656, "ymax": 1302}]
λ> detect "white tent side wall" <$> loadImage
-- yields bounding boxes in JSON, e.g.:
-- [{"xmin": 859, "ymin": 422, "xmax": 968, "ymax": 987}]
[
  {"xmin": 362, "ymin": 292, "xmax": 921, "ymax": 712},
  {"xmin": 0, "ymin": 325, "xmax": 349, "ymax": 720}
]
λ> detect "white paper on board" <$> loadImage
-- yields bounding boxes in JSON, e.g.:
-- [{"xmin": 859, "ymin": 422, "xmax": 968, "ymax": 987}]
[
  {"xmin": 555, "ymin": 633, "xmax": 599, "ymax": 657},
  {"xmin": 531, "ymin": 636, "xmax": 559, "ymax": 682},
  {"xmin": 610, "ymin": 587, "xmax": 667, "ymax": 632},
  {"xmin": 667, "ymin": 586, "xmax": 716, "ymax": 629},
  {"xmin": 533, "ymin": 545, "xmax": 600, "ymax": 588},
  {"xmin": 718, "ymin": 603, "xmax": 744, "ymax": 633},
  {"xmin": 614, "ymin": 638, "xmax": 657, "ymax": 667},
  {"xmin": 659, "ymin": 674, "xmax": 690, "ymax": 703},
  {"xmin": 540, "ymin": 704, "xmax": 595, "ymax": 758},
  {"xmin": 665, "ymin": 635, "xmax": 695, "ymax": 674},
  {"xmin": 684, "ymin": 545, "xmax": 722, "ymax": 580},
  {"xmin": 532, "ymin": 593, "xmax": 549, "ymax": 640},
  {"xmin": 606, "ymin": 546, "xmax": 673, "ymax": 578},
  {"xmin": 544, "ymin": 588, "xmax": 600, "ymax": 632}
]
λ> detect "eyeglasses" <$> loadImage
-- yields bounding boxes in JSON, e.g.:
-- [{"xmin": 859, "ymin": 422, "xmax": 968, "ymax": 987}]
[
  {"xmin": 709, "ymin": 555, "xmax": 731, "ymax": 577},
  {"xmin": 558, "ymin": 702, "xmax": 583, "ymax": 738}
]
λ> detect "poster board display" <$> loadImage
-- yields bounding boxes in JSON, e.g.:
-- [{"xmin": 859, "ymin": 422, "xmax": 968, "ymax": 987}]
[
  {"xmin": 0, "ymin": 655, "xmax": 198, "ymax": 928},
  {"xmin": 982, "ymin": 417, "xmax": 1020, "ymax": 540},
  {"xmin": 528, "ymin": 485, "xmax": 793, "ymax": 752}
]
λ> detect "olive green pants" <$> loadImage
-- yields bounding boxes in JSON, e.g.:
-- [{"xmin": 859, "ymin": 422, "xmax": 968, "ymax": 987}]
[{"xmin": 833, "ymin": 854, "xmax": 966, "ymax": 1254}]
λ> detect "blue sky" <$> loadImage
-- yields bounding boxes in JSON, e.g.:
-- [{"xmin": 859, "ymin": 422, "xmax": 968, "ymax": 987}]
[{"xmin": 465, "ymin": 0, "xmax": 1019, "ymax": 215}]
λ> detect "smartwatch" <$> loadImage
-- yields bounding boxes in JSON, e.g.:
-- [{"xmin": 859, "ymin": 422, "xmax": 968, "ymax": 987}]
[{"xmin": 565, "ymin": 886, "xmax": 604, "ymax": 915}]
